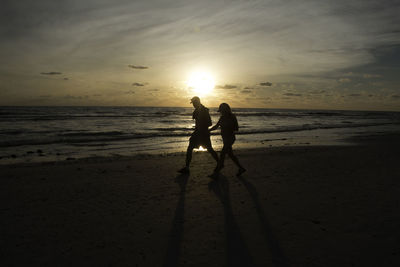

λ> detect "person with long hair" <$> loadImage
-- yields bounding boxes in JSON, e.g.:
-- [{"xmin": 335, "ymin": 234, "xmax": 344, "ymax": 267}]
[{"xmin": 209, "ymin": 103, "xmax": 246, "ymax": 177}]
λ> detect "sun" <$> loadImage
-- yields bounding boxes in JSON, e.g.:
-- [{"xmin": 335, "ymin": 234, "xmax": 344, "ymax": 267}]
[{"xmin": 187, "ymin": 71, "xmax": 215, "ymax": 96}]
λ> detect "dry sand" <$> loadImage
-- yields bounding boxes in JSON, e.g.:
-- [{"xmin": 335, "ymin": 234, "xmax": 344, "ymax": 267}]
[{"xmin": 1, "ymin": 136, "xmax": 399, "ymax": 266}]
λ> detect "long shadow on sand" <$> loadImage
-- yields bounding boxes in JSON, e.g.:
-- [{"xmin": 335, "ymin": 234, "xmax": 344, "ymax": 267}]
[
  {"xmin": 208, "ymin": 175, "xmax": 256, "ymax": 267},
  {"xmin": 163, "ymin": 173, "xmax": 189, "ymax": 267},
  {"xmin": 237, "ymin": 175, "xmax": 289, "ymax": 267}
]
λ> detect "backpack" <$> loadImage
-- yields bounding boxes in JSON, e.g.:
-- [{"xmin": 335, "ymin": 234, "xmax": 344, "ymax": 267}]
[{"xmin": 194, "ymin": 106, "xmax": 212, "ymax": 129}]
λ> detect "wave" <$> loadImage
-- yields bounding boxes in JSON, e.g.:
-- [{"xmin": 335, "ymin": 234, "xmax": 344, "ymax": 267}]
[
  {"xmin": 151, "ymin": 127, "xmax": 192, "ymax": 132},
  {"xmin": 238, "ymin": 122, "xmax": 397, "ymax": 135},
  {"xmin": 0, "ymin": 122, "xmax": 397, "ymax": 148},
  {"xmin": 0, "ymin": 130, "xmax": 57, "ymax": 135},
  {"xmin": 230, "ymin": 111, "xmax": 336, "ymax": 117},
  {"xmin": 59, "ymin": 131, "xmax": 125, "ymax": 137},
  {"xmin": 2, "ymin": 108, "xmax": 399, "ymax": 123},
  {"xmin": 0, "ymin": 114, "xmax": 177, "ymax": 121}
]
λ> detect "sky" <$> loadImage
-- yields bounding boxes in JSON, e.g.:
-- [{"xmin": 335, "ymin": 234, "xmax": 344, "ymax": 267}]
[{"xmin": 0, "ymin": 0, "xmax": 399, "ymax": 111}]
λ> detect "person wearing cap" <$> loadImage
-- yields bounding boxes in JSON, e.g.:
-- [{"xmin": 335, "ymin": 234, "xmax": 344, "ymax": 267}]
[
  {"xmin": 209, "ymin": 103, "xmax": 246, "ymax": 177},
  {"xmin": 178, "ymin": 96, "xmax": 219, "ymax": 174}
]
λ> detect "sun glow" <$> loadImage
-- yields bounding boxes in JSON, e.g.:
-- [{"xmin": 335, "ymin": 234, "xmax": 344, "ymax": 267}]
[
  {"xmin": 187, "ymin": 71, "xmax": 215, "ymax": 96},
  {"xmin": 195, "ymin": 146, "xmax": 208, "ymax": 151}
]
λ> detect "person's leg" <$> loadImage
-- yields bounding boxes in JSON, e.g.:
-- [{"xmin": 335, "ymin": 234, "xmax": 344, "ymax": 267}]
[
  {"xmin": 227, "ymin": 149, "xmax": 246, "ymax": 175},
  {"xmin": 227, "ymin": 149, "xmax": 242, "ymax": 168},
  {"xmin": 178, "ymin": 142, "xmax": 194, "ymax": 173},
  {"xmin": 204, "ymin": 133, "xmax": 218, "ymax": 163},
  {"xmin": 206, "ymin": 145, "xmax": 219, "ymax": 163},
  {"xmin": 185, "ymin": 144, "xmax": 195, "ymax": 168},
  {"xmin": 214, "ymin": 146, "xmax": 227, "ymax": 172},
  {"xmin": 213, "ymin": 144, "xmax": 230, "ymax": 174}
]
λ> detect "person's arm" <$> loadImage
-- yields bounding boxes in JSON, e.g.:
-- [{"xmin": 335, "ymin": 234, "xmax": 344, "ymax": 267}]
[
  {"xmin": 233, "ymin": 115, "xmax": 239, "ymax": 132},
  {"xmin": 209, "ymin": 118, "xmax": 221, "ymax": 131}
]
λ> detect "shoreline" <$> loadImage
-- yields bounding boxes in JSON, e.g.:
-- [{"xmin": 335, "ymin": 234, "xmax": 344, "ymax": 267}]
[
  {"xmin": 0, "ymin": 143, "xmax": 350, "ymax": 168},
  {"xmin": 1, "ymin": 130, "xmax": 398, "ymax": 167},
  {"xmin": 1, "ymin": 121, "xmax": 400, "ymax": 166}
]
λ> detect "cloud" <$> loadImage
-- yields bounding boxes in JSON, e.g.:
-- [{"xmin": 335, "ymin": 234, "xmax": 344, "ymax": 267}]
[
  {"xmin": 216, "ymin": 84, "xmax": 237, "ymax": 89},
  {"xmin": 363, "ymin": 74, "xmax": 382, "ymax": 79},
  {"xmin": 241, "ymin": 89, "xmax": 252, "ymax": 94},
  {"xmin": 348, "ymin": 94, "xmax": 361, "ymax": 97},
  {"xmin": 64, "ymin": 77, "xmax": 69, "ymax": 80},
  {"xmin": 310, "ymin": 90, "xmax": 326, "ymax": 94},
  {"xmin": 128, "ymin": 65, "xmax": 148, "ymax": 69},
  {"xmin": 343, "ymin": 72, "xmax": 355, "ymax": 77},
  {"xmin": 1, "ymin": 0, "xmax": 399, "ymax": 110},
  {"xmin": 40, "ymin": 72, "xmax": 62, "ymax": 75},
  {"xmin": 259, "ymin": 82, "xmax": 272, "ymax": 86},
  {"xmin": 245, "ymin": 97, "xmax": 260, "ymax": 101},
  {"xmin": 338, "ymin": 78, "xmax": 351, "ymax": 83},
  {"xmin": 123, "ymin": 90, "xmax": 135, "ymax": 94},
  {"xmin": 39, "ymin": 95, "xmax": 52, "ymax": 98},
  {"xmin": 338, "ymin": 73, "xmax": 382, "ymax": 80},
  {"xmin": 148, "ymin": 88, "xmax": 159, "ymax": 92},
  {"xmin": 132, "ymin": 82, "xmax": 145, "ymax": 86},
  {"xmin": 63, "ymin": 94, "xmax": 89, "ymax": 99},
  {"xmin": 283, "ymin": 93, "xmax": 302, "ymax": 97}
]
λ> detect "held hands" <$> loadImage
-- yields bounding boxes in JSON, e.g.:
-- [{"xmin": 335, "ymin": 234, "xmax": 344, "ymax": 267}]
[
  {"xmin": 209, "ymin": 121, "xmax": 221, "ymax": 132},
  {"xmin": 209, "ymin": 125, "xmax": 217, "ymax": 132}
]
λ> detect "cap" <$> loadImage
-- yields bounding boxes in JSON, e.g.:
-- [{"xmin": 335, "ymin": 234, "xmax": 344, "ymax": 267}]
[{"xmin": 190, "ymin": 96, "xmax": 200, "ymax": 104}]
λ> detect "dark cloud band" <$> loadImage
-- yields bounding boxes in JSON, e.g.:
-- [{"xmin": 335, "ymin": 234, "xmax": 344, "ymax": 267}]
[
  {"xmin": 260, "ymin": 82, "xmax": 272, "ymax": 86},
  {"xmin": 132, "ymin": 82, "xmax": 145, "ymax": 86},
  {"xmin": 216, "ymin": 84, "xmax": 237, "ymax": 89},
  {"xmin": 41, "ymin": 72, "xmax": 62, "ymax": 75},
  {"xmin": 128, "ymin": 65, "xmax": 148, "ymax": 69},
  {"xmin": 283, "ymin": 93, "xmax": 302, "ymax": 97}
]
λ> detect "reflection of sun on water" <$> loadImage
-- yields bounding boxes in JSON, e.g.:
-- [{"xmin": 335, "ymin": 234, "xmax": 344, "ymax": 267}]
[
  {"xmin": 187, "ymin": 71, "xmax": 215, "ymax": 97},
  {"xmin": 195, "ymin": 146, "xmax": 207, "ymax": 151}
]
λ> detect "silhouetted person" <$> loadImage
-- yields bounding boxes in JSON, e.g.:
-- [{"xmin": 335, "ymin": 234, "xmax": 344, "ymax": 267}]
[
  {"xmin": 178, "ymin": 96, "xmax": 219, "ymax": 173},
  {"xmin": 209, "ymin": 103, "xmax": 246, "ymax": 177}
]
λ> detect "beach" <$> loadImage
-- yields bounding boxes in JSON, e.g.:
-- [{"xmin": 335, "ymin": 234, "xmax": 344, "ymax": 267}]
[
  {"xmin": 2, "ymin": 0, "xmax": 400, "ymax": 265},
  {"xmin": 1, "ymin": 134, "xmax": 399, "ymax": 266}
]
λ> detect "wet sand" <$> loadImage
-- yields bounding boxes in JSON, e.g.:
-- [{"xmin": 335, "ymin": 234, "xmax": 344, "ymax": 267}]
[{"xmin": 1, "ymin": 136, "xmax": 399, "ymax": 266}]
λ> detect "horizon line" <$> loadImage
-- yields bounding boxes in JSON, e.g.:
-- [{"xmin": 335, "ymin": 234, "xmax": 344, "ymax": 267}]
[{"xmin": 0, "ymin": 105, "xmax": 399, "ymax": 113}]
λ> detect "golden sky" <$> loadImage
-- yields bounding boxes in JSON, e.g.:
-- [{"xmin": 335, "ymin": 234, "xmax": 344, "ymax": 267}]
[{"xmin": 0, "ymin": 0, "xmax": 399, "ymax": 111}]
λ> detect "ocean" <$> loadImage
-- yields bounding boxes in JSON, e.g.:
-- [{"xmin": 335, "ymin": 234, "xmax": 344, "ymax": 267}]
[{"xmin": 1, "ymin": 106, "xmax": 399, "ymax": 164}]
